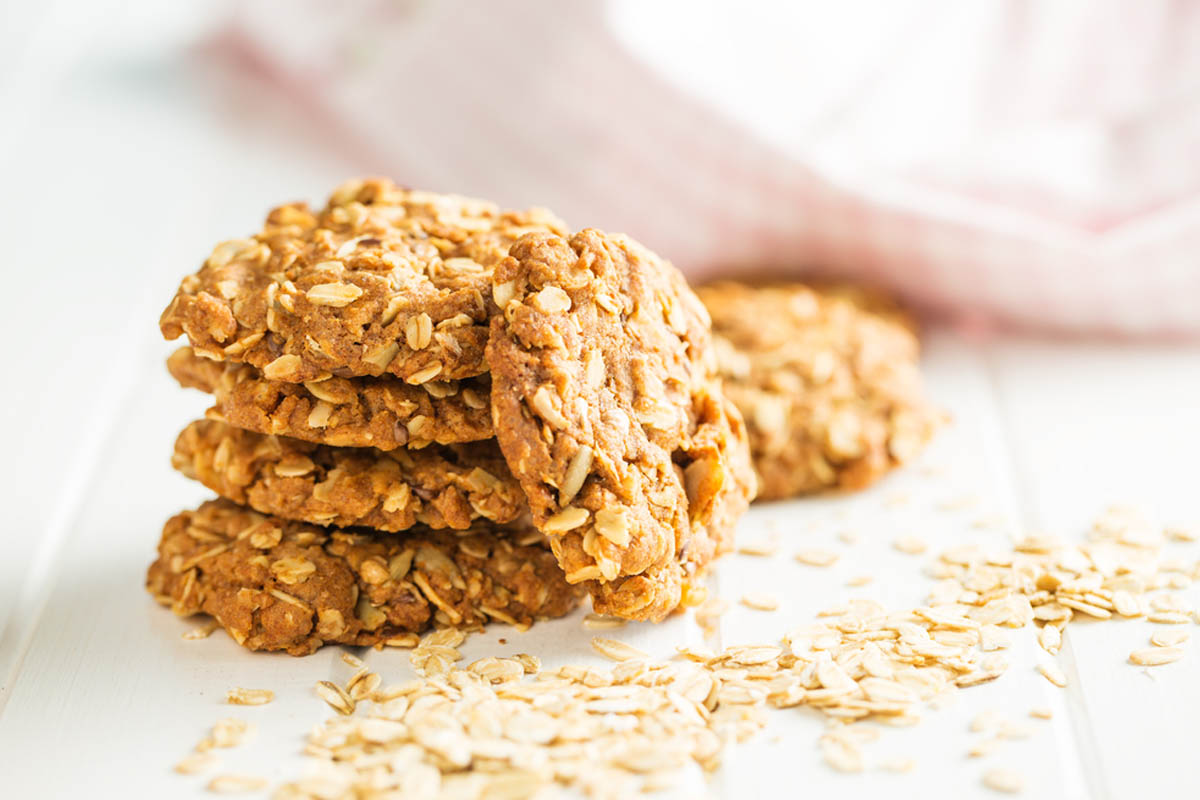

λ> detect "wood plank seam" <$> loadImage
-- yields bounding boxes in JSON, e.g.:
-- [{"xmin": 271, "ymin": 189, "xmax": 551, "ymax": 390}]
[
  {"xmin": 982, "ymin": 343, "xmax": 1114, "ymax": 800},
  {"xmin": 0, "ymin": 324, "xmax": 156, "ymax": 714}
]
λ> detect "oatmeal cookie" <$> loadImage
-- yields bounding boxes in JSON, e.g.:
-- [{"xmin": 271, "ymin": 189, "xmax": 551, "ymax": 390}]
[
  {"xmin": 486, "ymin": 230, "xmax": 755, "ymax": 622},
  {"xmin": 167, "ymin": 346, "xmax": 492, "ymax": 449},
  {"xmin": 159, "ymin": 178, "xmax": 566, "ymax": 383},
  {"xmin": 697, "ymin": 281, "xmax": 937, "ymax": 499},
  {"xmin": 172, "ymin": 419, "xmax": 525, "ymax": 532},
  {"xmin": 146, "ymin": 499, "xmax": 582, "ymax": 655}
]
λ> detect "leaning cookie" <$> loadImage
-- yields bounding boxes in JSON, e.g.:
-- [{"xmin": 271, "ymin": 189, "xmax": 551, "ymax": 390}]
[
  {"xmin": 486, "ymin": 230, "xmax": 755, "ymax": 622},
  {"xmin": 160, "ymin": 178, "xmax": 566, "ymax": 384},
  {"xmin": 147, "ymin": 499, "xmax": 582, "ymax": 655},
  {"xmin": 172, "ymin": 419, "xmax": 526, "ymax": 532},
  {"xmin": 168, "ymin": 346, "xmax": 493, "ymax": 450},
  {"xmin": 697, "ymin": 281, "xmax": 938, "ymax": 500}
]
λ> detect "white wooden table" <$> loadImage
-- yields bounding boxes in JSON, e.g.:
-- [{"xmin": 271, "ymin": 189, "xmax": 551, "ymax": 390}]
[{"xmin": 1, "ymin": 4, "xmax": 1198, "ymax": 798}]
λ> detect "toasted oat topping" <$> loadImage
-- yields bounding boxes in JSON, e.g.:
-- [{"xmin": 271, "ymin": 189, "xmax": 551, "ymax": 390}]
[
  {"xmin": 146, "ymin": 500, "xmax": 582, "ymax": 655},
  {"xmin": 486, "ymin": 230, "xmax": 754, "ymax": 621},
  {"xmin": 172, "ymin": 419, "xmax": 525, "ymax": 532},
  {"xmin": 160, "ymin": 178, "xmax": 567, "ymax": 383},
  {"xmin": 697, "ymin": 281, "xmax": 939, "ymax": 500}
]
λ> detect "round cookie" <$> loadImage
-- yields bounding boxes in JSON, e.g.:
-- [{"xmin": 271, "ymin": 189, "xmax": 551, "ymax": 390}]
[
  {"xmin": 147, "ymin": 499, "xmax": 582, "ymax": 655},
  {"xmin": 485, "ymin": 230, "xmax": 755, "ymax": 622},
  {"xmin": 160, "ymin": 178, "xmax": 566, "ymax": 384},
  {"xmin": 697, "ymin": 281, "xmax": 938, "ymax": 500},
  {"xmin": 168, "ymin": 346, "xmax": 492, "ymax": 450},
  {"xmin": 172, "ymin": 419, "xmax": 526, "ymax": 532}
]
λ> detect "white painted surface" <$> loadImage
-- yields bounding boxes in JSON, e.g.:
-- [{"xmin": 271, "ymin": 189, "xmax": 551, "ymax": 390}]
[{"xmin": 1, "ymin": 4, "xmax": 1198, "ymax": 798}]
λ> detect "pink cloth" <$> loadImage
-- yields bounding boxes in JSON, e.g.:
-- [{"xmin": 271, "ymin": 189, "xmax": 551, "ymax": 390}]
[{"xmin": 220, "ymin": 0, "xmax": 1200, "ymax": 335}]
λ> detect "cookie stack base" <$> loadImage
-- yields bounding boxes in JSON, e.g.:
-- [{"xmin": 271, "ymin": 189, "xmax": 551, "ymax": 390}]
[{"xmin": 147, "ymin": 499, "xmax": 583, "ymax": 656}]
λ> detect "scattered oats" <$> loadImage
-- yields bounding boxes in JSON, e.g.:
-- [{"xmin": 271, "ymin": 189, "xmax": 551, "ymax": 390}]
[
  {"xmin": 197, "ymin": 718, "xmax": 254, "ymax": 752},
  {"xmin": 1151, "ymin": 629, "xmax": 1189, "ymax": 647},
  {"xmin": 968, "ymin": 739, "xmax": 1000, "ymax": 758},
  {"xmin": 582, "ymin": 613, "xmax": 627, "ymax": 631},
  {"xmin": 837, "ymin": 529, "xmax": 859, "ymax": 545},
  {"xmin": 341, "ymin": 652, "xmax": 364, "ymax": 668},
  {"xmin": 424, "ymin": 628, "xmax": 467, "ymax": 649},
  {"xmin": 740, "ymin": 592, "xmax": 779, "ymax": 612},
  {"xmin": 737, "ymin": 537, "xmax": 779, "ymax": 557},
  {"xmin": 1037, "ymin": 663, "xmax": 1068, "ymax": 688},
  {"xmin": 997, "ymin": 721, "xmax": 1034, "ymax": 740},
  {"xmin": 1147, "ymin": 611, "xmax": 1192, "ymax": 624},
  {"xmin": 226, "ymin": 688, "xmax": 274, "ymax": 706},
  {"xmin": 1037, "ymin": 624, "xmax": 1062, "ymax": 655},
  {"xmin": 467, "ymin": 656, "xmax": 525, "ymax": 684},
  {"xmin": 821, "ymin": 735, "xmax": 864, "ymax": 773},
  {"xmin": 1112, "ymin": 590, "xmax": 1141, "ymax": 617},
  {"xmin": 1129, "ymin": 646, "xmax": 1184, "ymax": 666},
  {"xmin": 938, "ymin": 494, "xmax": 980, "ymax": 511},
  {"xmin": 174, "ymin": 752, "xmax": 217, "ymax": 775},
  {"xmin": 795, "ymin": 549, "xmax": 839, "ymax": 567},
  {"xmin": 893, "ymin": 535, "xmax": 928, "ymax": 555},
  {"xmin": 846, "ymin": 575, "xmax": 874, "ymax": 587},
  {"xmin": 206, "ymin": 775, "xmax": 267, "ymax": 794},
  {"xmin": 970, "ymin": 710, "xmax": 1005, "ymax": 733},
  {"xmin": 880, "ymin": 757, "xmax": 916, "ymax": 773},
  {"xmin": 182, "ymin": 621, "xmax": 219, "ymax": 640},
  {"xmin": 972, "ymin": 514, "xmax": 1009, "ymax": 530},
  {"xmin": 980, "ymin": 625, "xmax": 1011, "ymax": 651},
  {"xmin": 1029, "ymin": 706, "xmax": 1053, "ymax": 720},
  {"xmin": 1058, "ymin": 596, "xmax": 1111, "ymax": 619},
  {"xmin": 982, "ymin": 767, "xmax": 1025, "ymax": 794},
  {"xmin": 347, "ymin": 670, "xmax": 382, "ymax": 700},
  {"xmin": 926, "ymin": 688, "xmax": 958, "ymax": 710},
  {"xmin": 513, "ymin": 653, "xmax": 542, "ymax": 674},
  {"xmin": 1168, "ymin": 574, "xmax": 1192, "ymax": 590},
  {"xmin": 694, "ymin": 595, "xmax": 729, "ymax": 634},
  {"xmin": 1166, "ymin": 524, "xmax": 1198, "ymax": 542},
  {"xmin": 315, "ymin": 680, "xmax": 355, "ymax": 715},
  {"xmin": 208, "ymin": 505, "xmax": 1196, "ymax": 800},
  {"xmin": 591, "ymin": 637, "xmax": 648, "ymax": 662}
]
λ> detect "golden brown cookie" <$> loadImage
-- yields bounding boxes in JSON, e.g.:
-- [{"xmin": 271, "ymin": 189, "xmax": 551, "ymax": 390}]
[
  {"xmin": 697, "ymin": 281, "xmax": 937, "ymax": 499},
  {"xmin": 486, "ymin": 230, "xmax": 755, "ymax": 622},
  {"xmin": 159, "ymin": 178, "xmax": 566, "ymax": 384},
  {"xmin": 172, "ymin": 419, "xmax": 526, "ymax": 532},
  {"xmin": 168, "ymin": 346, "xmax": 493, "ymax": 450},
  {"xmin": 146, "ymin": 499, "xmax": 582, "ymax": 655}
]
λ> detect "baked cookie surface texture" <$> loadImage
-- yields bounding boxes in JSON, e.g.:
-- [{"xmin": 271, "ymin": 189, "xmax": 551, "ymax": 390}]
[
  {"xmin": 486, "ymin": 230, "xmax": 755, "ymax": 621},
  {"xmin": 698, "ymin": 281, "xmax": 937, "ymax": 500}
]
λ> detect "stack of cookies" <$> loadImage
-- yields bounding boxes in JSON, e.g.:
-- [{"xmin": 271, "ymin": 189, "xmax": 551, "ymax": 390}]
[{"xmin": 150, "ymin": 179, "xmax": 755, "ymax": 654}]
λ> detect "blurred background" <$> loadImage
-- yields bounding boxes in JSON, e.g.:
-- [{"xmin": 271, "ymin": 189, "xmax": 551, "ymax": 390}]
[
  {"xmin": 6, "ymin": 0, "xmax": 1200, "ymax": 337},
  {"xmin": 3, "ymin": 0, "xmax": 1199, "ymax": 574}
]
